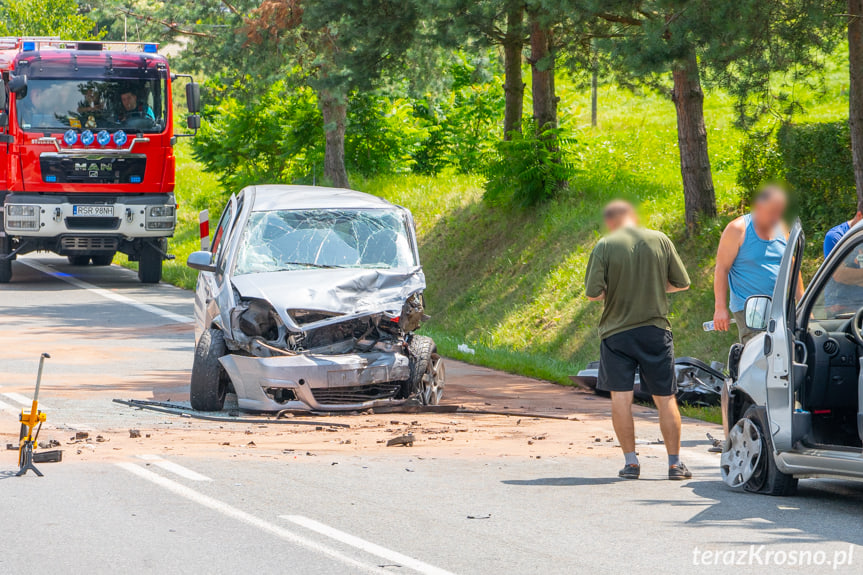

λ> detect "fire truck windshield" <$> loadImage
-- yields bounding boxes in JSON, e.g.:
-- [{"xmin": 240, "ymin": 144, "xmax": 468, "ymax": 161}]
[{"xmin": 16, "ymin": 77, "xmax": 167, "ymax": 134}]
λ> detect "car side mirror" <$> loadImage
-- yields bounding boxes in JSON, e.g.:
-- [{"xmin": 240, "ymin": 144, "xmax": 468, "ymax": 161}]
[
  {"xmin": 8, "ymin": 73, "xmax": 27, "ymax": 96},
  {"xmin": 0, "ymin": 78, "xmax": 6, "ymax": 108},
  {"xmin": 185, "ymin": 81, "xmax": 201, "ymax": 114},
  {"xmin": 186, "ymin": 114, "xmax": 201, "ymax": 130},
  {"xmin": 744, "ymin": 295, "xmax": 771, "ymax": 331},
  {"xmin": 187, "ymin": 250, "xmax": 219, "ymax": 273}
]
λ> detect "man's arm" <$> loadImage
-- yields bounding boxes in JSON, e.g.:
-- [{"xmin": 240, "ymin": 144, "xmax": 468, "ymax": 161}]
[
  {"xmin": 584, "ymin": 242, "xmax": 607, "ymax": 302},
  {"xmin": 713, "ymin": 218, "xmax": 744, "ymax": 331},
  {"xmin": 665, "ymin": 236, "xmax": 691, "ymax": 293}
]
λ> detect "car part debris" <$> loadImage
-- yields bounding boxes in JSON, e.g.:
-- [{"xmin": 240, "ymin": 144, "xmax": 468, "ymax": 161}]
[
  {"xmin": 33, "ymin": 450, "xmax": 62, "ymax": 463},
  {"xmin": 112, "ymin": 398, "xmax": 350, "ymax": 428},
  {"xmin": 572, "ymin": 356, "xmax": 724, "ymax": 406},
  {"xmin": 17, "ymin": 353, "xmax": 50, "ymax": 477},
  {"xmin": 129, "ymin": 429, "xmax": 141, "ymax": 438},
  {"xmin": 74, "ymin": 431, "xmax": 89, "ymax": 440},
  {"xmin": 706, "ymin": 432, "xmax": 723, "ymax": 453},
  {"xmin": 387, "ymin": 433, "xmax": 415, "ymax": 447}
]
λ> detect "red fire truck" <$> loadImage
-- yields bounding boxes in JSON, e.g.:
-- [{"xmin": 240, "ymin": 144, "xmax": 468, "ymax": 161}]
[{"xmin": 0, "ymin": 38, "xmax": 200, "ymax": 283}]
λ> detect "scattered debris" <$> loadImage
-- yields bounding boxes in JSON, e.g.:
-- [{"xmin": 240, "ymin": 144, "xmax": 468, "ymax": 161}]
[
  {"xmin": 129, "ymin": 429, "xmax": 141, "ymax": 438},
  {"xmin": 707, "ymin": 432, "xmax": 723, "ymax": 453},
  {"xmin": 33, "ymin": 450, "xmax": 62, "ymax": 463},
  {"xmin": 96, "ymin": 435, "xmax": 108, "ymax": 443},
  {"xmin": 467, "ymin": 514, "xmax": 491, "ymax": 520},
  {"xmin": 38, "ymin": 439, "xmax": 60, "ymax": 449},
  {"xmin": 75, "ymin": 431, "xmax": 89, "ymax": 440},
  {"xmin": 387, "ymin": 433, "xmax": 415, "ymax": 447}
]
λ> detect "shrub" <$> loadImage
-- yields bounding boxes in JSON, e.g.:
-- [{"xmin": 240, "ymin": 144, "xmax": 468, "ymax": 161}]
[
  {"xmin": 777, "ymin": 121, "xmax": 856, "ymax": 230},
  {"xmin": 736, "ymin": 127, "xmax": 784, "ymax": 202},
  {"xmin": 483, "ymin": 120, "xmax": 576, "ymax": 208}
]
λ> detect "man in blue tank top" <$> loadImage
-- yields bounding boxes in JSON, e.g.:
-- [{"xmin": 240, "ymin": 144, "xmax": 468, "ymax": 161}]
[{"xmin": 713, "ymin": 186, "xmax": 791, "ymax": 343}]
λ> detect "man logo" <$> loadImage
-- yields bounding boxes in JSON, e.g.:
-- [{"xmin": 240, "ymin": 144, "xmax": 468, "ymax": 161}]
[{"xmin": 74, "ymin": 162, "xmax": 87, "ymax": 171}]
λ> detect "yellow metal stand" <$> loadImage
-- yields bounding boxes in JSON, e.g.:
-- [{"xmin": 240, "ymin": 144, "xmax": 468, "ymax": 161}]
[{"xmin": 16, "ymin": 353, "xmax": 49, "ymax": 477}]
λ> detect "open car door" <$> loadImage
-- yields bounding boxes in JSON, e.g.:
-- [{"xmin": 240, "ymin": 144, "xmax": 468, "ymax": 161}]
[{"xmin": 765, "ymin": 221, "xmax": 804, "ymax": 452}]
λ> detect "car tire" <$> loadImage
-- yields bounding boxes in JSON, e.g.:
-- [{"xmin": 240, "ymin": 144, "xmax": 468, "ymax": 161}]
[
  {"xmin": 190, "ymin": 328, "xmax": 229, "ymax": 412},
  {"xmin": 742, "ymin": 406, "xmax": 798, "ymax": 496},
  {"xmin": 90, "ymin": 253, "xmax": 115, "ymax": 266},
  {"xmin": 138, "ymin": 242, "xmax": 162, "ymax": 284},
  {"xmin": 406, "ymin": 335, "xmax": 445, "ymax": 405},
  {"xmin": 0, "ymin": 236, "xmax": 11, "ymax": 284},
  {"xmin": 67, "ymin": 255, "xmax": 90, "ymax": 266}
]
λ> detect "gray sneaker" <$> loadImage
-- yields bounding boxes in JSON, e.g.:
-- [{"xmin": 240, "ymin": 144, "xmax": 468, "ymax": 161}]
[
  {"xmin": 668, "ymin": 462, "xmax": 692, "ymax": 480},
  {"xmin": 618, "ymin": 464, "xmax": 640, "ymax": 479}
]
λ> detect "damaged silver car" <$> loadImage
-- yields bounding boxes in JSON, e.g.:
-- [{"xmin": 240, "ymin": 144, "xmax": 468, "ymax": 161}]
[
  {"xmin": 721, "ymin": 221, "xmax": 863, "ymax": 495},
  {"xmin": 185, "ymin": 185, "xmax": 445, "ymax": 412}
]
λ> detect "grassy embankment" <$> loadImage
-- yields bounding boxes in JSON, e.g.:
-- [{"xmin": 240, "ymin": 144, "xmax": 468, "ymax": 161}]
[{"xmin": 121, "ymin": 52, "xmax": 850, "ymax": 424}]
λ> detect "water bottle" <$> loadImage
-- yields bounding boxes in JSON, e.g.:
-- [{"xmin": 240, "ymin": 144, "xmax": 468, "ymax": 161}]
[{"xmin": 703, "ymin": 319, "xmax": 736, "ymax": 332}]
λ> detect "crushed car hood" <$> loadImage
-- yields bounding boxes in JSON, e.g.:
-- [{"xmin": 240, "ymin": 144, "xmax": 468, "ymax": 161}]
[{"xmin": 231, "ymin": 267, "xmax": 426, "ymax": 329}]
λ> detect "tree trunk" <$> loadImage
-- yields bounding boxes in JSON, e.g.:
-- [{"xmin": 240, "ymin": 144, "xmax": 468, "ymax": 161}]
[
  {"xmin": 502, "ymin": 2, "xmax": 525, "ymax": 140},
  {"xmin": 529, "ymin": 16, "xmax": 557, "ymax": 133},
  {"xmin": 318, "ymin": 89, "xmax": 349, "ymax": 188},
  {"xmin": 671, "ymin": 50, "xmax": 716, "ymax": 231},
  {"xmin": 849, "ymin": 0, "xmax": 863, "ymax": 212}
]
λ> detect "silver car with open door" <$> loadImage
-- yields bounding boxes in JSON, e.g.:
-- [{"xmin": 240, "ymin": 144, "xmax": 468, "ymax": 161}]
[
  {"xmin": 721, "ymin": 221, "xmax": 863, "ymax": 495},
  {"xmin": 185, "ymin": 185, "xmax": 444, "ymax": 413}
]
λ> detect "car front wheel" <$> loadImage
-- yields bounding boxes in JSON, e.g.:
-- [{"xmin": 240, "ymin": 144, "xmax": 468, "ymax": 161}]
[
  {"xmin": 721, "ymin": 405, "xmax": 798, "ymax": 496},
  {"xmin": 407, "ymin": 335, "xmax": 445, "ymax": 405},
  {"xmin": 190, "ymin": 328, "xmax": 230, "ymax": 412}
]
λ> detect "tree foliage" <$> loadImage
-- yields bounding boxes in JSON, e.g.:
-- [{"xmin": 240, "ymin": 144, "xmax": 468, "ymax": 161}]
[{"xmin": 0, "ymin": 0, "xmax": 99, "ymax": 38}]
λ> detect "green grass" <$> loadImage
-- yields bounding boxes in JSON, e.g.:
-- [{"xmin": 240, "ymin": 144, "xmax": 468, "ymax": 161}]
[{"xmin": 131, "ymin": 47, "xmax": 853, "ymax": 423}]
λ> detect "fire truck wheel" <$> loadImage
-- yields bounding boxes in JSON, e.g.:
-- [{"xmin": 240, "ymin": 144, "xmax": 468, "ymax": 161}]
[
  {"xmin": 67, "ymin": 255, "xmax": 91, "ymax": 266},
  {"xmin": 0, "ymin": 237, "xmax": 11, "ymax": 284},
  {"xmin": 138, "ymin": 243, "xmax": 163, "ymax": 284},
  {"xmin": 91, "ymin": 253, "xmax": 115, "ymax": 266}
]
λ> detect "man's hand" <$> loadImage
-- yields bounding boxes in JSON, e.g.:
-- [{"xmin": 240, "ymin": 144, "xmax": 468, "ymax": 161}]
[
  {"xmin": 587, "ymin": 291, "xmax": 605, "ymax": 302},
  {"xmin": 713, "ymin": 307, "xmax": 731, "ymax": 331}
]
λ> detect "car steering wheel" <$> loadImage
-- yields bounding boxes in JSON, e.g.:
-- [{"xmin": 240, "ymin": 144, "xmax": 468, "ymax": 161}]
[{"xmin": 852, "ymin": 306, "xmax": 863, "ymax": 347}]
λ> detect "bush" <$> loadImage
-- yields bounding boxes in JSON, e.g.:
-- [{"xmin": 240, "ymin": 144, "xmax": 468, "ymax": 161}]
[
  {"xmin": 483, "ymin": 120, "xmax": 576, "ymax": 207},
  {"xmin": 777, "ymin": 121, "xmax": 856, "ymax": 230},
  {"xmin": 736, "ymin": 121, "xmax": 858, "ymax": 233},
  {"xmin": 736, "ymin": 127, "xmax": 784, "ymax": 201}
]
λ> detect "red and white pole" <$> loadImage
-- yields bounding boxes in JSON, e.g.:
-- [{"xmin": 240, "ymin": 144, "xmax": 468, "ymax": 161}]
[{"xmin": 199, "ymin": 210, "xmax": 210, "ymax": 251}]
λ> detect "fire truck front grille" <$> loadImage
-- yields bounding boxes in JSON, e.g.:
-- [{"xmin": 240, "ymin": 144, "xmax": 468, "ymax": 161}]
[
  {"xmin": 59, "ymin": 236, "xmax": 119, "ymax": 253},
  {"xmin": 65, "ymin": 217, "xmax": 121, "ymax": 230}
]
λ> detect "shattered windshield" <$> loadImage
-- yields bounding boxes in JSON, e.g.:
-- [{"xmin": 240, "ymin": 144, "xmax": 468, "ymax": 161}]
[
  {"xmin": 234, "ymin": 208, "xmax": 417, "ymax": 275},
  {"xmin": 16, "ymin": 77, "xmax": 167, "ymax": 133}
]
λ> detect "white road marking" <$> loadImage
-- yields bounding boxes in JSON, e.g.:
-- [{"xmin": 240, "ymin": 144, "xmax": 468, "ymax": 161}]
[
  {"xmin": 137, "ymin": 454, "xmax": 213, "ymax": 482},
  {"xmin": 0, "ymin": 400, "xmax": 18, "ymax": 413},
  {"xmin": 2, "ymin": 392, "xmax": 37, "ymax": 407},
  {"xmin": 18, "ymin": 259, "xmax": 193, "ymax": 324},
  {"xmin": 116, "ymin": 463, "xmax": 391, "ymax": 575},
  {"xmin": 283, "ymin": 515, "xmax": 458, "ymax": 575}
]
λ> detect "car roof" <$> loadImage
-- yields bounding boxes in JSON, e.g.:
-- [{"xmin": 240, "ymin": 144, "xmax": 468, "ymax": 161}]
[{"xmin": 245, "ymin": 185, "xmax": 399, "ymax": 212}]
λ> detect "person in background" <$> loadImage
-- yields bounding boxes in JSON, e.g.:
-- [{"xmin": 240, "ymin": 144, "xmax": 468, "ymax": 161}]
[
  {"xmin": 585, "ymin": 200, "xmax": 692, "ymax": 481},
  {"xmin": 824, "ymin": 210, "xmax": 863, "ymax": 257},
  {"xmin": 713, "ymin": 185, "xmax": 797, "ymax": 344},
  {"xmin": 118, "ymin": 89, "xmax": 155, "ymax": 123}
]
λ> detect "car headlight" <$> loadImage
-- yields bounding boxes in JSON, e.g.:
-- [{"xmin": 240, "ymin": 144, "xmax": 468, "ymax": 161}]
[
  {"xmin": 145, "ymin": 205, "xmax": 175, "ymax": 231},
  {"xmin": 5, "ymin": 204, "xmax": 40, "ymax": 231}
]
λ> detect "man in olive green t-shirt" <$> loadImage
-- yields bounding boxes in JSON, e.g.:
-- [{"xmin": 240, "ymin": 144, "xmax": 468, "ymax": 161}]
[{"xmin": 584, "ymin": 200, "xmax": 692, "ymax": 481}]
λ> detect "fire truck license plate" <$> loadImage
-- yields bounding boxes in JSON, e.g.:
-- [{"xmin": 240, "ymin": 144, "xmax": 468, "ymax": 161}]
[{"xmin": 73, "ymin": 205, "xmax": 114, "ymax": 217}]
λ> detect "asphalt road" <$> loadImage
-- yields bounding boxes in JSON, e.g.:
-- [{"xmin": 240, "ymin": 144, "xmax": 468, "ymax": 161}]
[{"xmin": 2, "ymin": 255, "xmax": 863, "ymax": 574}]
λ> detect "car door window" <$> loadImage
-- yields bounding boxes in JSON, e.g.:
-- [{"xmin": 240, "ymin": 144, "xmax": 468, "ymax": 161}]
[
  {"xmin": 811, "ymin": 236, "xmax": 863, "ymax": 320},
  {"xmin": 211, "ymin": 201, "xmax": 235, "ymax": 266}
]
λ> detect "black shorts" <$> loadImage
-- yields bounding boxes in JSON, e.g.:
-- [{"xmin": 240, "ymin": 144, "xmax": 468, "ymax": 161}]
[{"xmin": 598, "ymin": 325, "xmax": 676, "ymax": 396}]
